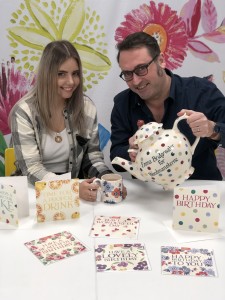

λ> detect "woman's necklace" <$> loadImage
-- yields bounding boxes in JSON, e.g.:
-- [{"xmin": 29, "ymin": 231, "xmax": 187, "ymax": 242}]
[
  {"xmin": 51, "ymin": 107, "xmax": 65, "ymax": 143},
  {"xmin": 55, "ymin": 132, "xmax": 63, "ymax": 143}
]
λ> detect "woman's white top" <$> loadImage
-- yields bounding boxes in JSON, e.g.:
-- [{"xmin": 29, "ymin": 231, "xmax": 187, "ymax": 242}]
[{"xmin": 42, "ymin": 128, "xmax": 70, "ymax": 173}]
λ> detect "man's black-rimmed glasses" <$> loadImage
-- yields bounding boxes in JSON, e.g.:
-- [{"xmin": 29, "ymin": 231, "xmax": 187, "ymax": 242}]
[{"xmin": 119, "ymin": 54, "xmax": 158, "ymax": 82}]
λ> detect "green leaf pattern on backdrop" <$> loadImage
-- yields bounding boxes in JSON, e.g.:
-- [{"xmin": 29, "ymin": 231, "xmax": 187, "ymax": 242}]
[
  {"xmin": 7, "ymin": 0, "xmax": 111, "ymax": 90},
  {"xmin": 0, "ymin": 131, "xmax": 7, "ymax": 176}
]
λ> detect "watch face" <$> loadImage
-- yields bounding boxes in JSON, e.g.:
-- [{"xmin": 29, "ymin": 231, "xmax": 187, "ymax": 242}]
[{"xmin": 214, "ymin": 124, "xmax": 220, "ymax": 133}]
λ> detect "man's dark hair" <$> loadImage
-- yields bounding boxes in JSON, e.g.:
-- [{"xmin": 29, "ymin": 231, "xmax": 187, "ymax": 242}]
[{"xmin": 116, "ymin": 32, "xmax": 160, "ymax": 62}]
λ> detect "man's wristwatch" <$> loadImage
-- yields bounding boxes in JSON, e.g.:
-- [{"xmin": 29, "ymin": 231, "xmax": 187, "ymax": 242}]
[
  {"xmin": 213, "ymin": 123, "xmax": 221, "ymax": 134},
  {"xmin": 209, "ymin": 122, "xmax": 221, "ymax": 140}
]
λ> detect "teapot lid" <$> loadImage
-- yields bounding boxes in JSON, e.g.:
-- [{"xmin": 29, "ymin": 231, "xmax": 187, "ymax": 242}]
[{"xmin": 134, "ymin": 122, "xmax": 163, "ymax": 144}]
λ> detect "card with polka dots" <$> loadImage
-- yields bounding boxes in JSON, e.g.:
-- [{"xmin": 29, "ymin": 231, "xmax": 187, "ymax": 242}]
[
  {"xmin": 90, "ymin": 216, "xmax": 140, "ymax": 238},
  {"xmin": 35, "ymin": 179, "xmax": 80, "ymax": 223},
  {"xmin": 172, "ymin": 186, "xmax": 220, "ymax": 232}
]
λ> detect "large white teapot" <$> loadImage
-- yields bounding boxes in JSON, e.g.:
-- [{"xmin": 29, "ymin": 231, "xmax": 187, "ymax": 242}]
[{"xmin": 112, "ymin": 114, "xmax": 199, "ymax": 190}]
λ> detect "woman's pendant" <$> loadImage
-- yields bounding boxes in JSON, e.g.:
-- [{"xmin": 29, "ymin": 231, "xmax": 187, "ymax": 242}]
[{"xmin": 55, "ymin": 133, "xmax": 62, "ymax": 143}]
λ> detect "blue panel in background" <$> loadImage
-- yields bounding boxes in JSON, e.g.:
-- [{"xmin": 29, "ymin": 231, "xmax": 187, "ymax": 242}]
[{"xmin": 98, "ymin": 123, "xmax": 110, "ymax": 151}]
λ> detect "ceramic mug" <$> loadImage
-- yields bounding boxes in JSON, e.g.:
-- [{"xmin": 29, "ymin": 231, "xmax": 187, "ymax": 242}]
[{"xmin": 93, "ymin": 174, "xmax": 123, "ymax": 204}]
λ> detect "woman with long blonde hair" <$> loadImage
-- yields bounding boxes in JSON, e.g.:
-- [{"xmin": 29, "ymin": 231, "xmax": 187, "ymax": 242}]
[{"xmin": 10, "ymin": 40, "xmax": 117, "ymax": 201}]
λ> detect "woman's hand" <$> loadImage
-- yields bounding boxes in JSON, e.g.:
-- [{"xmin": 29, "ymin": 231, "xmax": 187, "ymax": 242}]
[{"xmin": 79, "ymin": 178, "xmax": 99, "ymax": 202}]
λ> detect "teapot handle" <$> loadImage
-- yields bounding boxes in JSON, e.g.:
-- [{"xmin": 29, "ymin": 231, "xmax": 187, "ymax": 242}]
[{"xmin": 173, "ymin": 113, "xmax": 200, "ymax": 154}]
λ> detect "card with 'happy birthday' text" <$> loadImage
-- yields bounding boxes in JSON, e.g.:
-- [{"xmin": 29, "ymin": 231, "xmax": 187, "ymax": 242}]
[
  {"xmin": 172, "ymin": 186, "xmax": 220, "ymax": 233},
  {"xmin": 161, "ymin": 246, "xmax": 217, "ymax": 277}
]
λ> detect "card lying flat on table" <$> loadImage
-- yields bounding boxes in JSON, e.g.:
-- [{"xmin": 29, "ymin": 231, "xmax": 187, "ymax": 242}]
[
  {"xmin": 161, "ymin": 246, "xmax": 217, "ymax": 277},
  {"xmin": 95, "ymin": 243, "xmax": 151, "ymax": 272},
  {"xmin": 25, "ymin": 231, "xmax": 88, "ymax": 265},
  {"xmin": 90, "ymin": 216, "xmax": 140, "ymax": 238}
]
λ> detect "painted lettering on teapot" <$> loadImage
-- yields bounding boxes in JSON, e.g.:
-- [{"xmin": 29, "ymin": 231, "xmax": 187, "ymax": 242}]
[{"xmin": 112, "ymin": 114, "xmax": 200, "ymax": 190}]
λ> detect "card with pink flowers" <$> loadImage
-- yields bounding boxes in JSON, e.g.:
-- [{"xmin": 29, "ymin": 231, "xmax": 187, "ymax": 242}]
[
  {"xmin": 161, "ymin": 246, "xmax": 217, "ymax": 277},
  {"xmin": 95, "ymin": 243, "xmax": 151, "ymax": 272},
  {"xmin": 90, "ymin": 216, "xmax": 140, "ymax": 238},
  {"xmin": 24, "ymin": 231, "xmax": 89, "ymax": 265}
]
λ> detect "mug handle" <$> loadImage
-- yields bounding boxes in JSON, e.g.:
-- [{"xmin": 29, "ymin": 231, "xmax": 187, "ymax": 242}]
[
  {"xmin": 93, "ymin": 178, "xmax": 102, "ymax": 186},
  {"xmin": 93, "ymin": 178, "xmax": 102, "ymax": 202}
]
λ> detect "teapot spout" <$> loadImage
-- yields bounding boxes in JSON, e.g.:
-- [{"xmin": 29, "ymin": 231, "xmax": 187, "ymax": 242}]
[{"xmin": 112, "ymin": 157, "xmax": 146, "ymax": 181}]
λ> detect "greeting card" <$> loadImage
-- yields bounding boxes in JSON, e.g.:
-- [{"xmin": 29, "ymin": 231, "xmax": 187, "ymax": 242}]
[
  {"xmin": 172, "ymin": 186, "xmax": 220, "ymax": 232},
  {"xmin": 0, "ymin": 184, "xmax": 18, "ymax": 226},
  {"xmin": 90, "ymin": 216, "xmax": 140, "ymax": 238},
  {"xmin": 35, "ymin": 179, "xmax": 80, "ymax": 223},
  {"xmin": 25, "ymin": 231, "xmax": 88, "ymax": 265},
  {"xmin": 0, "ymin": 176, "xmax": 29, "ymax": 222},
  {"xmin": 95, "ymin": 243, "xmax": 151, "ymax": 272},
  {"xmin": 161, "ymin": 246, "xmax": 217, "ymax": 277}
]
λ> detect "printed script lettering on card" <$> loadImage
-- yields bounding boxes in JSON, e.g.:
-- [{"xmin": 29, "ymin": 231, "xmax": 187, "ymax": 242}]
[
  {"xmin": 95, "ymin": 243, "xmax": 151, "ymax": 272},
  {"xmin": 161, "ymin": 246, "xmax": 217, "ymax": 277},
  {"xmin": 90, "ymin": 216, "xmax": 140, "ymax": 238},
  {"xmin": 24, "ymin": 231, "xmax": 89, "ymax": 265},
  {"xmin": 35, "ymin": 179, "xmax": 80, "ymax": 223},
  {"xmin": 172, "ymin": 186, "xmax": 220, "ymax": 232},
  {"xmin": 0, "ymin": 184, "xmax": 18, "ymax": 226}
]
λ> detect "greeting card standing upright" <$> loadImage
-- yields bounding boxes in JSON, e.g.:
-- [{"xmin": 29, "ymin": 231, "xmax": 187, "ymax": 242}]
[
  {"xmin": 35, "ymin": 179, "xmax": 80, "ymax": 223},
  {"xmin": 172, "ymin": 186, "xmax": 220, "ymax": 232},
  {"xmin": 0, "ymin": 176, "xmax": 29, "ymax": 227},
  {"xmin": 0, "ymin": 184, "xmax": 18, "ymax": 226}
]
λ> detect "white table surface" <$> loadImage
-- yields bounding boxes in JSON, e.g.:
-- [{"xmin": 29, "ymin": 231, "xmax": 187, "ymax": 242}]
[{"xmin": 0, "ymin": 179, "xmax": 225, "ymax": 300}]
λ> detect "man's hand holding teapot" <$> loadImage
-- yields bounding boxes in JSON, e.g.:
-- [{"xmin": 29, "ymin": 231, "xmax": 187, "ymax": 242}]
[
  {"xmin": 177, "ymin": 109, "xmax": 220, "ymax": 140},
  {"xmin": 128, "ymin": 134, "xmax": 139, "ymax": 162}
]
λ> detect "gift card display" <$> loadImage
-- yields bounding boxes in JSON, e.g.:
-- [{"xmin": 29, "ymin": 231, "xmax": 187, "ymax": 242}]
[
  {"xmin": 90, "ymin": 216, "xmax": 140, "ymax": 238},
  {"xmin": 35, "ymin": 179, "xmax": 80, "ymax": 223},
  {"xmin": 25, "ymin": 231, "xmax": 88, "ymax": 265},
  {"xmin": 161, "ymin": 246, "xmax": 217, "ymax": 277},
  {"xmin": 95, "ymin": 243, "xmax": 151, "ymax": 272},
  {"xmin": 172, "ymin": 186, "xmax": 220, "ymax": 232},
  {"xmin": 0, "ymin": 184, "xmax": 18, "ymax": 226}
]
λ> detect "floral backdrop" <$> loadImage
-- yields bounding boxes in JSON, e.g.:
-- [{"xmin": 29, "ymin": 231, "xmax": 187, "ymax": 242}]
[{"xmin": 0, "ymin": 0, "xmax": 225, "ymax": 176}]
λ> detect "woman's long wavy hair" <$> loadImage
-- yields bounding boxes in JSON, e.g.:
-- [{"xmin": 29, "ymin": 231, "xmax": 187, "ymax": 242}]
[{"xmin": 12, "ymin": 40, "xmax": 85, "ymax": 132}]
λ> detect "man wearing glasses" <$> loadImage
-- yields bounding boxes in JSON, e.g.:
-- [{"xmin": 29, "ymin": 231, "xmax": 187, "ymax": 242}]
[{"xmin": 110, "ymin": 31, "xmax": 225, "ymax": 180}]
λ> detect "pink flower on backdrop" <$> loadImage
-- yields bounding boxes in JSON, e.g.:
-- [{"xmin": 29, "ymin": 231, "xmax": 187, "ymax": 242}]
[
  {"xmin": 180, "ymin": 0, "xmax": 225, "ymax": 62},
  {"xmin": 0, "ymin": 61, "xmax": 35, "ymax": 135},
  {"xmin": 115, "ymin": 1, "xmax": 188, "ymax": 70},
  {"xmin": 115, "ymin": 0, "xmax": 225, "ymax": 68}
]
